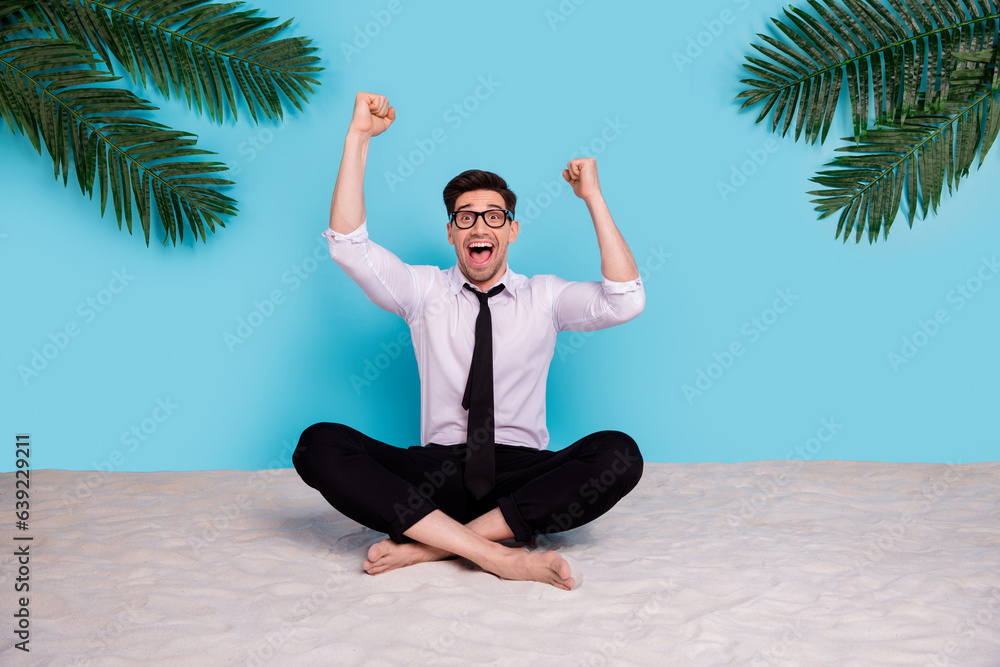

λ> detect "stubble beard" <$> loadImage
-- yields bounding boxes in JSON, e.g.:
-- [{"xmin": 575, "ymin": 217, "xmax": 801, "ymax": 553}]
[{"xmin": 460, "ymin": 243, "xmax": 506, "ymax": 286}]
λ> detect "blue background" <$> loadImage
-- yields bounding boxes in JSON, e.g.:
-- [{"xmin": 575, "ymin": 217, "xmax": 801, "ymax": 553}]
[{"xmin": 2, "ymin": 0, "xmax": 998, "ymax": 473}]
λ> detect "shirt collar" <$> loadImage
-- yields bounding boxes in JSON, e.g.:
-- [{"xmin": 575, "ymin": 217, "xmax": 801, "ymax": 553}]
[{"xmin": 447, "ymin": 264, "xmax": 522, "ymax": 299}]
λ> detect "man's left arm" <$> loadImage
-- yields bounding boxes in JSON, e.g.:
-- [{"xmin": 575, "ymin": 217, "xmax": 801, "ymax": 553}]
[
  {"xmin": 564, "ymin": 157, "xmax": 639, "ymax": 282},
  {"xmin": 552, "ymin": 158, "xmax": 645, "ymax": 331}
]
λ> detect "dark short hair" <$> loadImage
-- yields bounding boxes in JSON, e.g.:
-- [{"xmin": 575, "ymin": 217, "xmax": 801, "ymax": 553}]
[{"xmin": 443, "ymin": 170, "xmax": 516, "ymax": 219}]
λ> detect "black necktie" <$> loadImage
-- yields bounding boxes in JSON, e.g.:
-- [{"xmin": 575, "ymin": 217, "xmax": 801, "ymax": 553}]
[{"xmin": 462, "ymin": 282, "xmax": 505, "ymax": 499}]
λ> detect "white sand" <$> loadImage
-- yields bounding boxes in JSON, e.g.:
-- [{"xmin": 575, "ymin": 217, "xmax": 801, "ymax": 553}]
[{"xmin": 1, "ymin": 461, "xmax": 998, "ymax": 665}]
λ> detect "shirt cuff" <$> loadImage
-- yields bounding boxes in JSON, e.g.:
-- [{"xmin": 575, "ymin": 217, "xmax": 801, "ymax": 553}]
[
  {"xmin": 601, "ymin": 275, "xmax": 643, "ymax": 294},
  {"xmin": 321, "ymin": 220, "xmax": 368, "ymax": 258}
]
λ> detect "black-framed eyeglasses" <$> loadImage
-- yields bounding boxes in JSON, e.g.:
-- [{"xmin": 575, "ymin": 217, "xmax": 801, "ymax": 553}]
[{"xmin": 449, "ymin": 209, "xmax": 511, "ymax": 229}]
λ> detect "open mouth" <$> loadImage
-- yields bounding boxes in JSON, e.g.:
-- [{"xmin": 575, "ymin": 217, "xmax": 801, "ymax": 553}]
[{"xmin": 467, "ymin": 240, "xmax": 494, "ymax": 267}]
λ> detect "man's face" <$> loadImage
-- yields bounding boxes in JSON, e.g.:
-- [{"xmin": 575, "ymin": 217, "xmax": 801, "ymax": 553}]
[{"xmin": 447, "ymin": 190, "xmax": 519, "ymax": 291}]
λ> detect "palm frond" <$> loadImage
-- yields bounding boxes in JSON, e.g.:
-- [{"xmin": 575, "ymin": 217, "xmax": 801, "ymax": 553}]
[
  {"xmin": 0, "ymin": 3, "xmax": 50, "ymax": 38},
  {"xmin": 0, "ymin": 35, "xmax": 237, "ymax": 246},
  {"xmin": 807, "ymin": 66, "xmax": 999, "ymax": 243},
  {"xmin": 25, "ymin": 0, "xmax": 322, "ymax": 124},
  {"xmin": 736, "ymin": 0, "xmax": 1000, "ymax": 144},
  {"xmin": 0, "ymin": 2, "xmax": 37, "ymax": 22}
]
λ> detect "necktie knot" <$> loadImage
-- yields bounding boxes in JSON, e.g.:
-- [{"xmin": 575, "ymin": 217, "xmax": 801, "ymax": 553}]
[{"xmin": 463, "ymin": 282, "xmax": 506, "ymax": 303}]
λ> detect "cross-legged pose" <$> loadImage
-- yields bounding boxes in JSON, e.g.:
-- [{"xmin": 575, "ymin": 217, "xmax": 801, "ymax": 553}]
[{"xmin": 293, "ymin": 92, "xmax": 645, "ymax": 591}]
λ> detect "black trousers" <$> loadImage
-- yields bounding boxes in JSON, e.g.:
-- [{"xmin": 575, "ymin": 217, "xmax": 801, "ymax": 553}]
[{"xmin": 292, "ymin": 423, "xmax": 643, "ymax": 544}]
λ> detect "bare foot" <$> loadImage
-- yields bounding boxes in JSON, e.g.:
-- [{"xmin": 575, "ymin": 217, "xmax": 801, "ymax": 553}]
[
  {"xmin": 363, "ymin": 538, "xmax": 454, "ymax": 575},
  {"xmin": 481, "ymin": 547, "xmax": 576, "ymax": 591}
]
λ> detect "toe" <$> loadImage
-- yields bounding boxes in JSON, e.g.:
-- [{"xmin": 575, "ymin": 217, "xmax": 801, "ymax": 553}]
[{"xmin": 367, "ymin": 539, "xmax": 391, "ymax": 563}]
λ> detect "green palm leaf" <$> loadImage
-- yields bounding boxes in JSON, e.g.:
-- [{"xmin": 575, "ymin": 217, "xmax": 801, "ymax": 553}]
[
  {"xmin": 736, "ymin": 0, "xmax": 1000, "ymax": 144},
  {"xmin": 0, "ymin": 34, "xmax": 237, "ymax": 246},
  {"xmin": 23, "ymin": 0, "xmax": 322, "ymax": 124},
  {"xmin": 1, "ymin": 2, "xmax": 37, "ymax": 21},
  {"xmin": 808, "ymin": 72, "xmax": 999, "ymax": 244}
]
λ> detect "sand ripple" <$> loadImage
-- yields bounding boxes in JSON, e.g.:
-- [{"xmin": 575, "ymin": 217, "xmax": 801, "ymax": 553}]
[{"xmin": 0, "ymin": 461, "xmax": 997, "ymax": 665}]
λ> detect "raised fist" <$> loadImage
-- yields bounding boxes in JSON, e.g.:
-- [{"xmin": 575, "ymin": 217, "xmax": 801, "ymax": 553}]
[
  {"xmin": 349, "ymin": 91, "xmax": 395, "ymax": 138},
  {"xmin": 562, "ymin": 158, "xmax": 602, "ymax": 201}
]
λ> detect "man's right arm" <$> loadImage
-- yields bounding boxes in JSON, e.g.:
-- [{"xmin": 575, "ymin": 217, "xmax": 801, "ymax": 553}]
[
  {"xmin": 329, "ymin": 92, "xmax": 395, "ymax": 234},
  {"xmin": 324, "ymin": 92, "xmax": 425, "ymax": 322}
]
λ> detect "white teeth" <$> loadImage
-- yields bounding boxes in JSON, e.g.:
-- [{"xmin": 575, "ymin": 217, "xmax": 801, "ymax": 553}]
[{"xmin": 469, "ymin": 242, "xmax": 493, "ymax": 249}]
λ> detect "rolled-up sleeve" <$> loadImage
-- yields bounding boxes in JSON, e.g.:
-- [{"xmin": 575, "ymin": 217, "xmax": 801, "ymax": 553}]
[
  {"xmin": 550, "ymin": 274, "xmax": 645, "ymax": 332},
  {"xmin": 322, "ymin": 222, "xmax": 422, "ymax": 322}
]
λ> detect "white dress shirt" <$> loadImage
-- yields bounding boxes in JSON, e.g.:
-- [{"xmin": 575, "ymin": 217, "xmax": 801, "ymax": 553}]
[{"xmin": 323, "ymin": 222, "xmax": 645, "ymax": 450}]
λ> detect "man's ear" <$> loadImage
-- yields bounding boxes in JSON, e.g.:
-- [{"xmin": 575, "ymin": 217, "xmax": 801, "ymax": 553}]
[
  {"xmin": 447, "ymin": 221, "xmax": 454, "ymax": 246},
  {"xmin": 507, "ymin": 219, "xmax": 519, "ymax": 244}
]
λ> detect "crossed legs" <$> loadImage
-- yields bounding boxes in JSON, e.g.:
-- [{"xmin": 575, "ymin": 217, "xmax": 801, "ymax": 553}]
[
  {"xmin": 292, "ymin": 423, "xmax": 642, "ymax": 590},
  {"xmin": 370, "ymin": 507, "xmax": 576, "ymax": 590},
  {"xmin": 364, "ymin": 506, "xmax": 513, "ymax": 574}
]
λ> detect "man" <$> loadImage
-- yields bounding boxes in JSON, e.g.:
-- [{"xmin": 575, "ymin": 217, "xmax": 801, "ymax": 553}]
[{"xmin": 293, "ymin": 92, "xmax": 645, "ymax": 591}]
